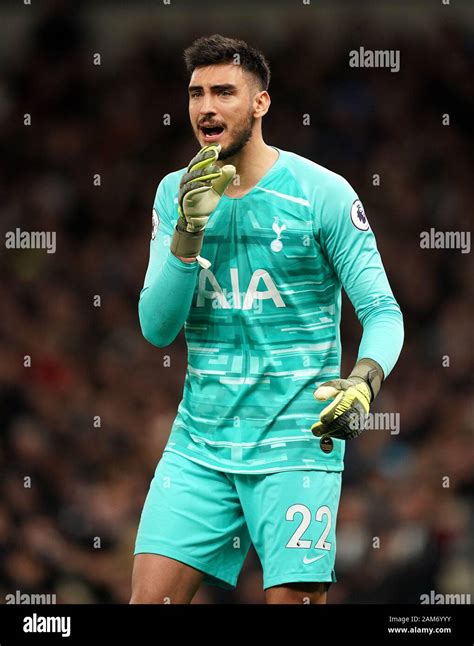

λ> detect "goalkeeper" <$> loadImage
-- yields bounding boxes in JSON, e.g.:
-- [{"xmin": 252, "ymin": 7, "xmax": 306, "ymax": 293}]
[{"xmin": 131, "ymin": 34, "xmax": 404, "ymax": 605}]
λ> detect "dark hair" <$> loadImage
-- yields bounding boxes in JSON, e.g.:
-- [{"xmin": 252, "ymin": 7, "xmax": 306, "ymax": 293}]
[{"xmin": 184, "ymin": 34, "xmax": 271, "ymax": 91}]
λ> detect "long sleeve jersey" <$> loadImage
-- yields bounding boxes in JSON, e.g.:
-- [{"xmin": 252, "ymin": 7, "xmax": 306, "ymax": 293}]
[{"xmin": 139, "ymin": 148, "xmax": 404, "ymax": 474}]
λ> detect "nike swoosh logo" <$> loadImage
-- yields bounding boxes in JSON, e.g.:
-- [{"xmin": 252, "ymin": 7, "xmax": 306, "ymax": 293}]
[{"xmin": 303, "ymin": 554, "xmax": 326, "ymax": 564}]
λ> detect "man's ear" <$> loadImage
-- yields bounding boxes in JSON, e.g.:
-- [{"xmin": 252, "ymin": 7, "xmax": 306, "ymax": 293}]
[{"xmin": 253, "ymin": 90, "xmax": 271, "ymax": 118}]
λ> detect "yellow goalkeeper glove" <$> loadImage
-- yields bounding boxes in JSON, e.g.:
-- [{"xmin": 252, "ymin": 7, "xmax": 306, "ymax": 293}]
[
  {"xmin": 170, "ymin": 144, "xmax": 235, "ymax": 262},
  {"xmin": 311, "ymin": 359, "xmax": 384, "ymax": 440}
]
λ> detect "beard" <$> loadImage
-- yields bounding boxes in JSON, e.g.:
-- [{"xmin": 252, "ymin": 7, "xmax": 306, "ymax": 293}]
[
  {"xmin": 196, "ymin": 110, "xmax": 255, "ymax": 160},
  {"xmin": 219, "ymin": 112, "xmax": 254, "ymax": 160}
]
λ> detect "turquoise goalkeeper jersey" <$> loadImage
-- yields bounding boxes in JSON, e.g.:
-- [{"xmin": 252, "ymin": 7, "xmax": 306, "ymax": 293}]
[{"xmin": 140, "ymin": 148, "xmax": 404, "ymax": 474}]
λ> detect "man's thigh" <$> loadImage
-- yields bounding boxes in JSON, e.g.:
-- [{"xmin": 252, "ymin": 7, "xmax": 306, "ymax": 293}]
[
  {"xmin": 130, "ymin": 553, "xmax": 204, "ymax": 604},
  {"xmin": 133, "ymin": 450, "xmax": 252, "ymax": 592},
  {"xmin": 237, "ymin": 469, "xmax": 342, "ymax": 592}
]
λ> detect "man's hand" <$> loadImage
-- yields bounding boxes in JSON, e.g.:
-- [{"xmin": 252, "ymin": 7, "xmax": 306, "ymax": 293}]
[
  {"xmin": 178, "ymin": 144, "xmax": 236, "ymax": 231},
  {"xmin": 170, "ymin": 144, "xmax": 236, "ymax": 261},
  {"xmin": 311, "ymin": 359, "xmax": 384, "ymax": 440},
  {"xmin": 311, "ymin": 379, "xmax": 371, "ymax": 440}
]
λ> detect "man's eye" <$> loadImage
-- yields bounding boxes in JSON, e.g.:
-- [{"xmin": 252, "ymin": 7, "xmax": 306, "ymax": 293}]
[
  {"xmin": 219, "ymin": 90, "xmax": 232, "ymax": 96},
  {"xmin": 190, "ymin": 92, "xmax": 201, "ymax": 98}
]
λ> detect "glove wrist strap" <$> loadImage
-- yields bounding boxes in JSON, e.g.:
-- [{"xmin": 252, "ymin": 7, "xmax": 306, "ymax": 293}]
[
  {"xmin": 348, "ymin": 358, "xmax": 384, "ymax": 402},
  {"xmin": 170, "ymin": 226, "xmax": 204, "ymax": 259}
]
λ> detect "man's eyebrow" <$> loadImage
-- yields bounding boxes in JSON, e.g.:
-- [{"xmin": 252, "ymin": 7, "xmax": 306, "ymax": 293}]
[
  {"xmin": 210, "ymin": 84, "xmax": 237, "ymax": 91},
  {"xmin": 188, "ymin": 84, "xmax": 237, "ymax": 92}
]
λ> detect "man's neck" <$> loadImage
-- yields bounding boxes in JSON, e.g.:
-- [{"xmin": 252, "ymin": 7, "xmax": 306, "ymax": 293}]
[{"xmin": 220, "ymin": 137, "xmax": 279, "ymax": 198}]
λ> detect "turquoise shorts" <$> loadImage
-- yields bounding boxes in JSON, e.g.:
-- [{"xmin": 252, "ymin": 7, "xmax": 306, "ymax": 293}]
[{"xmin": 134, "ymin": 450, "xmax": 342, "ymax": 590}]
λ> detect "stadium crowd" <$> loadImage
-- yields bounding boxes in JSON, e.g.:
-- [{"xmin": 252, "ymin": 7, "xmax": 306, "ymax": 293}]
[{"xmin": 0, "ymin": 3, "xmax": 472, "ymax": 603}]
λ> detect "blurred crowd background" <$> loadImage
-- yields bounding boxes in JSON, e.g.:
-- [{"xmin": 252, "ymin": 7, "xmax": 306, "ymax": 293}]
[{"xmin": 0, "ymin": 0, "xmax": 473, "ymax": 604}]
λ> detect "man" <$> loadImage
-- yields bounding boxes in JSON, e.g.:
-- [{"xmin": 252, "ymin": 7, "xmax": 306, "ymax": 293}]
[{"xmin": 131, "ymin": 34, "xmax": 403, "ymax": 604}]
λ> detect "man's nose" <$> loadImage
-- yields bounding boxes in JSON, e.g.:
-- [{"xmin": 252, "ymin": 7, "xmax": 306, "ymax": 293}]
[{"xmin": 199, "ymin": 94, "xmax": 217, "ymax": 116}]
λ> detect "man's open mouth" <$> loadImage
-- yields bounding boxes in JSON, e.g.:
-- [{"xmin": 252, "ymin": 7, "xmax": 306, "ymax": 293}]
[{"xmin": 200, "ymin": 125, "xmax": 225, "ymax": 141}]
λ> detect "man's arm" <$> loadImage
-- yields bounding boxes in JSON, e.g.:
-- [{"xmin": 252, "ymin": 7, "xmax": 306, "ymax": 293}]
[
  {"xmin": 139, "ymin": 146, "xmax": 235, "ymax": 348},
  {"xmin": 138, "ymin": 178, "xmax": 199, "ymax": 348},
  {"xmin": 311, "ymin": 175, "xmax": 404, "ymax": 439},
  {"xmin": 319, "ymin": 177, "xmax": 404, "ymax": 379}
]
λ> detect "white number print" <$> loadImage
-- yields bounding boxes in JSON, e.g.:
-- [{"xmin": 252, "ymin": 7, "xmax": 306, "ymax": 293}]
[
  {"xmin": 314, "ymin": 505, "xmax": 332, "ymax": 550},
  {"xmin": 285, "ymin": 504, "xmax": 332, "ymax": 551},
  {"xmin": 285, "ymin": 504, "xmax": 312, "ymax": 548}
]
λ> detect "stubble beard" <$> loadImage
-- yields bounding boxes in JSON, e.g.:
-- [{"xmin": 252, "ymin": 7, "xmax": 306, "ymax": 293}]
[
  {"xmin": 219, "ymin": 112, "xmax": 255, "ymax": 160},
  {"xmin": 196, "ymin": 110, "xmax": 255, "ymax": 161}
]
